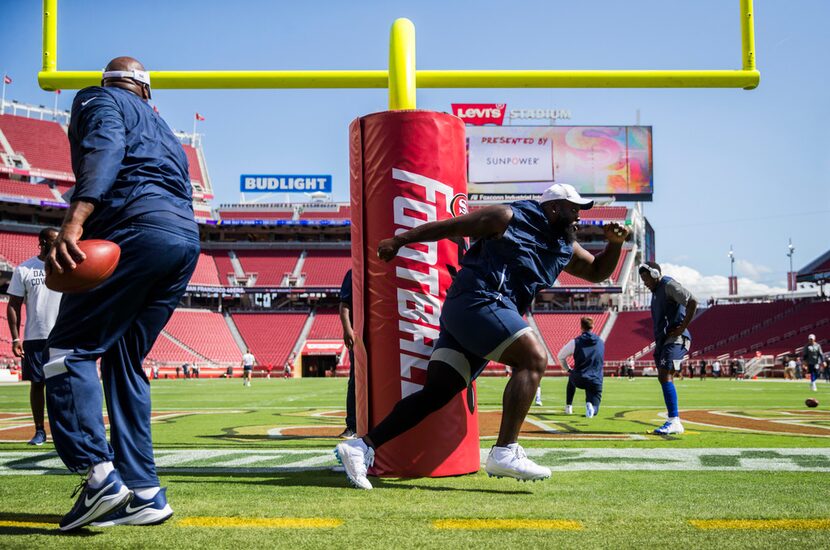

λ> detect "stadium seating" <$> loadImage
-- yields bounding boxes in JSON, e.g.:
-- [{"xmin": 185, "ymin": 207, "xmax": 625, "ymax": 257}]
[
  {"xmin": 301, "ymin": 250, "xmax": 350, "ymax": 286},
  {"xmin": 298, "ymin": 204, "xmax": 351, "ymax": 221},
  {"xmin": 235, "ymin": 250, "xmax": 300, "ymax": 286},
  {"xmin": 533, "ymin": 312, "xmax": 610, "ymax": 362},
  {"xmin": 181, "ymin": 144, "xmax": 203, "ymax": 184},
  {"xmin": 146, "ymin": 332, "xmax": 200, "ymax": 364},
  {"xmin": 579, "ymin": 206, "xmax": 628, "ymax": 221},
  {"xmin": 0, "ymin": 230, "xmax": 40, "ymax": 266},
  {"xmin": 162, "ymin": 309, "xmax": 241, "ymax": 363},
  {"xmin": 189, "ymin": 252, "xmax": 223, "ymax": 286},
  {"xmin": 307, "ymin": 308, "xmax": 343, "ymax": 339},
  {"xmin": 688, "ymin": 302, "xmax": 797, "ymax": 355},
  {"xmin": 0, "ymin": 178, "xmax": 56, "ymax": 201},
  {"xmin": 556, "ymin": 248, "xmax": 630, "ymax": 287},
  {"xmin": 211, "ymin": 250, "xmax": 236, "ymax": 285},
  {"xmin": 699, "ymin": 301, "xmax": 830, "ymax": 357},
  {"xmin": 232, "ymin": 312, "xmax": 308, "ymax": 366},
  {"xmin": 0, "ymin": 114, "xmax": 73, "ymax": 175},
  {"xmin": 603, "ymin": 310, "xmax": 654, "ymax": 360}
]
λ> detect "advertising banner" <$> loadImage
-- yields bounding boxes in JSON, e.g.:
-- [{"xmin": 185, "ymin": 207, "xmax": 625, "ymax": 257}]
[
  {"xmin": 240, "ymin": 175, "xmax": 332, "ymax": 193},
  {"xmin": 467, "ymin": 126, "xmax": 653, "ymax": 201}
]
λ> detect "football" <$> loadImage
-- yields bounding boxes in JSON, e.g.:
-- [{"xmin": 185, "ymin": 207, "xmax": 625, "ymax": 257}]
[
  {"xmin": 806, "ymin": 398, "xmax": 819, "ymax": 408},
  {"xmin": 45, "ymin": 239, "xmax": 121, "ymax": 293}
]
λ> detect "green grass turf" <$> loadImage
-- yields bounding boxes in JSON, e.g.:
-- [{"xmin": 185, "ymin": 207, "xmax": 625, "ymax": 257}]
[{"xmin": 0, "ymin": 377, "xmax": 829, "ymax": 548}]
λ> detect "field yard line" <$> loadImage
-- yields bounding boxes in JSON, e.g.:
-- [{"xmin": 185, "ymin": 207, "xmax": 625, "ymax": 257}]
[
  {"xmin": 690, "ymin": 519, "xmax": 830, "ymax": 530},
  {"xmin": 0, "ymin": 520, "xmax": 55, "ymax": 529},
  {"xmin": 434, "ymin": 519, "xmax": 582, "ymax": 530},
  {"xmin": 179, "ymin": 517, "xmax": 343, "ymax": 529},
  {"xmin": 3, "ymin": 448, "xmax": 830, "ymax": 475}
]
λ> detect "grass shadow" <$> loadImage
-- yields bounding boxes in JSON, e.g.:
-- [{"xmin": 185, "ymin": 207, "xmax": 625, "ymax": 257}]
[
  {"xmin": 166, "ymin": 471, "xmax": 532, "ymax": 494},
  {"xmin": 0, "ymin": 512, "xmax": 99, "ymax": 537}
]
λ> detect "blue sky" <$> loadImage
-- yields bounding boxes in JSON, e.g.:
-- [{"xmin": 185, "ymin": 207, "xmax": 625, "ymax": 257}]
[{"xmin": 2, "ymin": 0, "xmax": 828, "ymax": 296}]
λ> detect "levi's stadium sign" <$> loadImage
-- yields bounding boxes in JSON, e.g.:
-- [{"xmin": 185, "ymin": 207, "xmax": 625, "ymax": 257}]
[
  {"xmin": 451, "ymin": 104, "xmax": 507, "ymax": 126},
  {"xmin": 240, "ymin": 175, "xmax": 332, "ymax": 193}
]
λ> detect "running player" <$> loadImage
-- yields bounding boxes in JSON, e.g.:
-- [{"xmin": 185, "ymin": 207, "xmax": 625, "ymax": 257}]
[
  {"xmin": 335, "ymin": 183, "xmax": 629, "ymax": 489},
  {"xmin": 638, "ymin": 262, "xmax": 698, "ymax": 435},
  {"xmin": 6, "ymin": 227, "xmax": 62, "ymax": 446},
  {"xmin": 558, "ymin": 317, "xmax": 605, "ymax": 418},
  {"xmin": 241, "ymin": 349, "xmax": 256, "ymax": 387}
]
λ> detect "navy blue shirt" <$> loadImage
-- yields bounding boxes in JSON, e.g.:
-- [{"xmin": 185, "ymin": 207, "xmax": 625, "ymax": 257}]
[
  {"xmin": 571, "ymin": 332, "xmax": 605, "ymax": 385},
  {"xmin": 650, "ymin": 276, "xmax": 693, "ymax": 350},
  {"xmin": 339, "ymin": 269, "xmax": 353, "ymax": 325},
  {"xmin": 452, "ymin": 200, "xmax": 573, "ymax": 315},
  {"xmin": 68, "ymin": 86, "xmax": 197, "ymax": 238}
]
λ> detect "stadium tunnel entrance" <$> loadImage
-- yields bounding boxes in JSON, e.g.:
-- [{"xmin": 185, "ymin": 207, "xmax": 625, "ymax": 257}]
[{"xmin": 300, "ymin": 340, "xmax": 345, "ymax": 378}]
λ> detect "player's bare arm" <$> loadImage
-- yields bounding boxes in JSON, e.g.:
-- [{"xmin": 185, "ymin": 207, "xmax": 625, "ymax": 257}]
[
  {"xmin": 377, "ymin": 205, "xmax": 513, "ymax": 262},
  {"xmin": 563, "ymin": 222, "xmax": 630, "ymax": 283},
  {"xmin": 6, "ymin": 296, "xmax": 24, "ymax": 357},
  {"xmin": 665, "ymin": 298, "xmax": 698, "ymax": 342},
  {"xmin": 48, "ymin": 200, "xmax": 95, "ymax": 274}
]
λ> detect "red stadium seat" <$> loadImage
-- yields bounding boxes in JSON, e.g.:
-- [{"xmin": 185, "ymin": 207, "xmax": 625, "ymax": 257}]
[
  {"xmin": 232, "ymin": 312, "xmax": 308, "ymax": 366},
  {"xmin": 0, "ymin": 115, "xmax": 73, "ymax": 175}
]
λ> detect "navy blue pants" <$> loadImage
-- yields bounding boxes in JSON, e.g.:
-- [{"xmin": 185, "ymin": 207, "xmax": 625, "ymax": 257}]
[
  {"xmin": 566, "ymin": 375, "xmax": 603, "ymax": 411},
  {"xmin": 44, "ymin": 221, "xmax": 198, "ymax": 489},
  {"xmin": 346, "ymin": 350, "xmax": 356, "ymax": 431},
  {"xmin": 22, "ymin": 339, "xmax": 48, "ymax": 383}
]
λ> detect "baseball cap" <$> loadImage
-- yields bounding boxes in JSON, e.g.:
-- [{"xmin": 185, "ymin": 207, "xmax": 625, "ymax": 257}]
[
  {"xmin": 808, "ymin": 334, "xmax": 816, "ymax": 340},
  {"xmin": 540, "ymin": 183, "xmax": 594, "ymax": 209}
]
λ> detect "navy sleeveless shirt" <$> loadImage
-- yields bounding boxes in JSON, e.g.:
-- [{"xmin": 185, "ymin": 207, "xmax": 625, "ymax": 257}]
[{"xmin": 451, "ymin": 200, "xmax": 574, "ymax": 314}]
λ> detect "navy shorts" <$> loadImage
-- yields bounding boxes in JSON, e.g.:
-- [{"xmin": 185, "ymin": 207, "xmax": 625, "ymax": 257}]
[
  {"xmin": 22, "ymin": 339, "xmax": 48, "ymax": 383},
  {"xmin": 654, "ymin": 342, "xmax": 689, "ymax": 371},
  {"xmin": 431, "ymin": 290, "xmax": 533, "ymax": 384}
]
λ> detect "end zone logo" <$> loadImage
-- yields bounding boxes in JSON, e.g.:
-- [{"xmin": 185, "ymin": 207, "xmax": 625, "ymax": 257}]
[
  {"xmin": 451, "ymin": 103, "xmax": 506, "ymax": 126},
  {"xmin": 450, "ymin": 193, "xmax": 469, "ymax": 217}
]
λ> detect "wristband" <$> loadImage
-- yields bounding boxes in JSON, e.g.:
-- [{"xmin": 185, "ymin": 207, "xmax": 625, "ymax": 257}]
[{"xmin": 12, "ymin": 339, "xmax": 20, "ymax": 343}]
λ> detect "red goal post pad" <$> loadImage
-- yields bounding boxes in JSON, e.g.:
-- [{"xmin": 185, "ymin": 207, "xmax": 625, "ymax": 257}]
[{"xmin": 349, "ymin": 110, "xmax": 479, "ymax": 477}]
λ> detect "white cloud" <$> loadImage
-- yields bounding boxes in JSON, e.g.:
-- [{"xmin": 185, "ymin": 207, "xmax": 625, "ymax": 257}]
[
  {"xmin": 660, "ymin": 263, "xmax": 789, "ymax": 300},
  {"xmin": 735, "ymin": 259, "xmax": 772, "ymax": 281}
]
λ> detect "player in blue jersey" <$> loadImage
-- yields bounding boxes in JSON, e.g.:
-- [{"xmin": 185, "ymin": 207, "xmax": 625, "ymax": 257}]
[
  {"xmin": 44, "ymin": 57, "xmax": 199, "ymax": 530},
  {"xmin": 638, "ymin": 262, "xmax": 698, "ymax": 435},
  {"xmin": 557, "ymin": 317, "xmax": 605, "ymax": 418},
  {"xmin": 336, "ymin": 183, "xmax": 629, "ymax": 489}
]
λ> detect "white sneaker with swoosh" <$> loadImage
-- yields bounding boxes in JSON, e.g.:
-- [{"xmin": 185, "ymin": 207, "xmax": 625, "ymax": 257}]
[
  {"xmin": 92, "ymin": 487, "xmax": 174, "ymax": 527},
  {"xmin": 59, "ymin": 470, "xmax": 133, "ymax": 531}
]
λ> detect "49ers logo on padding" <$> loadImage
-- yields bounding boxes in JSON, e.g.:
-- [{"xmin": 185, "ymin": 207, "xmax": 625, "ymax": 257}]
[{"xmin": 450, "ymin": 193, "xmax": 469, "ymax": 218}]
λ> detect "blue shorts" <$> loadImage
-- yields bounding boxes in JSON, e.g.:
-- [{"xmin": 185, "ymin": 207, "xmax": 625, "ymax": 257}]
[
  {"xmin": 430, "ymin": 290, "xmax": 532, "ymax": 384},
  {"xmin": 654, "ymin": 342, "xmax": 689, "ymax": 371},
  {"xmin": 22, "ymin": 339, "xmax": 48, "ymax": 383}
]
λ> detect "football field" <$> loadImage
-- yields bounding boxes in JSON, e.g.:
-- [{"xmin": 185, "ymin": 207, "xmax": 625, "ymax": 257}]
[{"xmin": 1, "ymin": 376, "xmax": 829, "ymax": 548}]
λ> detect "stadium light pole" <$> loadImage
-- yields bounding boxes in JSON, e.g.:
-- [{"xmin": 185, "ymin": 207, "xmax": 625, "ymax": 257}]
[
  {"xmin": 787, "ymin": 239, "xmax": 795, "ymax": 293},
  {"xmin": 729, "ymin": 245, "xmax": 735, "ymax": 279}
]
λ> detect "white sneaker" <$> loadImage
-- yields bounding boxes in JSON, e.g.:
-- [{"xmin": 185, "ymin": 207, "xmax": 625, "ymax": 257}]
[
  {"xmin": 654, "ymin": 418, "xmax": 684, "ymax": 435},
  {"xmin": 534, "ymin": 398, "xmax": 543, "ymax": 406},
  {"xmin": 334, "ymin": 439, "xmax": 374, "ymax": 490},
  {"xmin": 564, "ymin": 405, "xmax": 573, "ymax": 415},
  {"xmin": 586, "ymin": 403, "xmax": 595, "ymax": 418},
  {"xmin": 484, "ymin": 444, "xmax": 551, "ymax": 482}
]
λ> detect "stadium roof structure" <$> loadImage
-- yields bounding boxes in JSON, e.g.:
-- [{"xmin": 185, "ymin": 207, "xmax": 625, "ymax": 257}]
[{"xmin": 797, "ymin": 249, "xmax": 830, "ymax": 284}]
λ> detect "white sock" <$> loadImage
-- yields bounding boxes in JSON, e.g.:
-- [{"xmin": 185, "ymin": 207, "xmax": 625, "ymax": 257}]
[
  {"xmin": 669, "ymin": 416, "xmax": 680, "ymax": 423},
  {"xmin": 535, "ymin": 387, "xmax": 542, "ymax": 400},
  {"xmin": 135, "ymin": 486, "xmax": 160, "ymax": 500},
  {"xmin": 87, "ymin": 461, "xmax": 114, "ymax": 488}
]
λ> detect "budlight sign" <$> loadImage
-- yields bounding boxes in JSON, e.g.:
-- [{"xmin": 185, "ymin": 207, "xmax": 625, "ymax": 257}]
[{"xmin": 240, "ymin": 175, "xmax": 332, "ymax": 193}]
